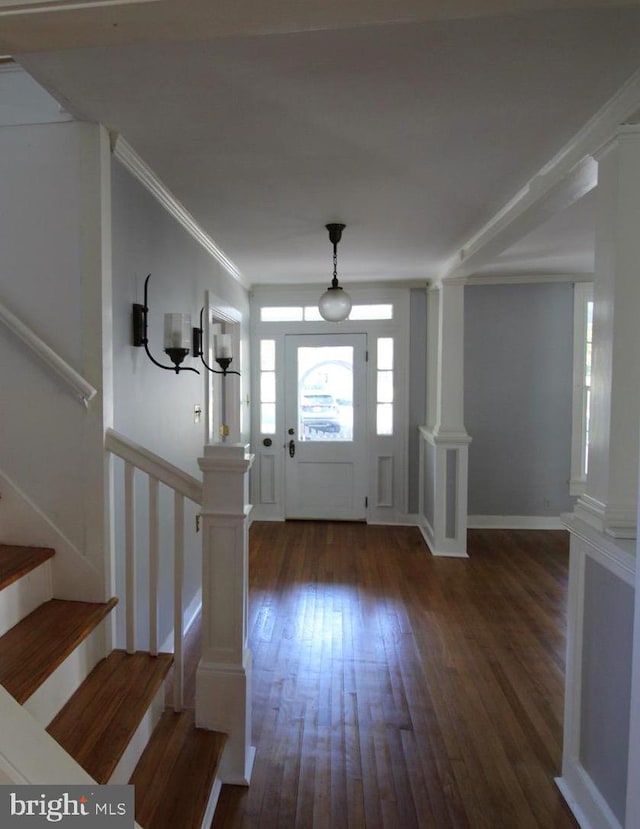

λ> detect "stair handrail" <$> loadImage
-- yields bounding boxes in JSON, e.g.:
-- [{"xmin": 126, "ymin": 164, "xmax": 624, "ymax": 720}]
[
  {"xmin": 0, "ymin": 298, "xmax": 97, "ymax": 407},
  {"xmin": 105, "ymin": 428, "xmax": 203, "ymax": 504}
]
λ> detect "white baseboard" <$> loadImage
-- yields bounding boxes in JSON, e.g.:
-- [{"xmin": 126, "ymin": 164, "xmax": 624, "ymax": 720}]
[
  {"xmin": 368, "ymin": 513, "xmax": 421, "ymax": 527},
  {"xmin": 416, "ymin": 517, "xmax": 469, "ymax": 557},
  {"xmin": 468, "ymin": 515, "xmax": 565, "ymax": 530},
  {"xmin": 556, "ymin": 761, "xmax": 623, "ymax": 829},
  {"xmin": 160, "ymin": 589, "xmax": 202, "ymax": 654},
  {"xmin": 248, "ymin": 504, "xmax": 284, "ymax": 523}
]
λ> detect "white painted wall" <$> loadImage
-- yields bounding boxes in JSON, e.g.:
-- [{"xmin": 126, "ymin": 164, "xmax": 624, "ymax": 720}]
[
  {"xmin": 0, "ymin": 117, "xmax": 111, "ymax": 594},
  {"xmin": 0, "ymin": 64, "xmax": 72, "ymax": 127},
  {"xmin": 110, "ymin": 158, "xmax": 250, "ymax": 649}
]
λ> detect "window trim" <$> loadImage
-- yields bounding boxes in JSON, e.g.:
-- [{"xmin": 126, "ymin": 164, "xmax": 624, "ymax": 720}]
[{"xmin": 570, "ymin": 282, "xmax": 593, "ymax": 496}]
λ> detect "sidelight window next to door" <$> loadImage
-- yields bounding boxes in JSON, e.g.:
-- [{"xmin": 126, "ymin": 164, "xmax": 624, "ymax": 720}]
[{"xmin": 256, "ymin": 332, "xmax": 396, "ymax": 520}]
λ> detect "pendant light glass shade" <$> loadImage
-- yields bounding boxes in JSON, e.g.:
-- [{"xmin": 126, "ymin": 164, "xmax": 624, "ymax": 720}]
[
  {"xmin": 318, "ymin": 285, "xmax": 352, "ymax": 322},
  {"xmin": 319, "ymin": 222, "xmax": 351, "ymax": 322}
]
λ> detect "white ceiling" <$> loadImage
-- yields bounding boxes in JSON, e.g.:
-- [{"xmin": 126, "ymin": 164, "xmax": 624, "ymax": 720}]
[{"xmin": 3, "ymin": 0, "xmax": 640, "ymax": 287}]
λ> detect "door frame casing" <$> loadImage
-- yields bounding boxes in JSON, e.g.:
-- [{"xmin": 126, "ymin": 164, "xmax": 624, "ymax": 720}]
[
  {"xmin": 204, "ymin": 291, "xmax": 243, "ymax": 444},
  {"xmin": 250, "ymin": 285, "xmax": 413, "ymax": 524}
]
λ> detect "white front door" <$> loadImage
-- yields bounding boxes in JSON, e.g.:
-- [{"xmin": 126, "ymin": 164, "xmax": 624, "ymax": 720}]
[{"xmin": 284, "ymin": 333, "xmax": 367, "ymax": 520}]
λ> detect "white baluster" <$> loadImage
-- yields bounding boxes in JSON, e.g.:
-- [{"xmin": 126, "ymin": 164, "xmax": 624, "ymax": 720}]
[
  {"xmin": 148, "ymin": 476, "xmax": 159, "ymax": 656},
  {"xmin": 174, "ymin": 491, "xmax": 185, "ymax": 711},
  {"xmin": 124, "ymin": 461, "xmax": 136, "ymax": 654}
]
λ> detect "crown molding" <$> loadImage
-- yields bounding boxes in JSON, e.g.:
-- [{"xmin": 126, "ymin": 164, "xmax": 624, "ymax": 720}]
[
  {"xmin": 442, "ymin": 67, "xmax": 640, "ymax": 282},
  {"xmin": 0, "ymin": 0, "xmax": 160, "ymax": 15},
  {"xmin": 446, "ymin": 271, "xmax": 593, "ymax": 287},
  {"xmin": 112, "ymin": 134, "xmax": 246, "ymax": 288}
]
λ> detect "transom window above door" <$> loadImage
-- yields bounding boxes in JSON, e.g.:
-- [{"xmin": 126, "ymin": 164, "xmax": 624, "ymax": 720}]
[{"xmin": 260, "ymin": 304, "xmax": 393, "ymax": 323}]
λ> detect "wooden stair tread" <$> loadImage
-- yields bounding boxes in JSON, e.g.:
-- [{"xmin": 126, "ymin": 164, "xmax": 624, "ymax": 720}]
[
  {"xmin": 0, "ymin": 544, "xmax": 55, "ymax": 591},
  {"xmin": 130, "ymin": 709, "xmax": 226, "ymax": 829},
  {"xmin": 47, "ymin": 649, "xmax": 173, "ymax": 783},
  {"xmin": 0, "ymin": 597, "xmax": 118, "ymax": 703}
]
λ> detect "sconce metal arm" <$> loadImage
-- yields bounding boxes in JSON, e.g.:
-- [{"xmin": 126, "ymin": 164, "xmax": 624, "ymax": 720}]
[
  {"xmin": 193, "ymin": 308, "xmax": 241, "ymax": 376},
  {"xmin": 133, "ymin": 274, "xmax": 200, "ymax": 374}
]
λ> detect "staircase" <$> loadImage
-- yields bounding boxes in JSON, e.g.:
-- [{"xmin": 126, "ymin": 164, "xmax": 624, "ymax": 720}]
[{"xmin": 0, "ymin": 542, "xmax": 226, "ymax": 828}]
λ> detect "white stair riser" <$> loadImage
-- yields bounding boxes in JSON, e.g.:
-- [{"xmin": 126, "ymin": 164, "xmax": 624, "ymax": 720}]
[
  {"xmin": 0, "ymin": 562, "xmax": 53, "ymax": 637},
  {"xmin": 108, "ymin": 683, "xmax": 166, "ymax": 785},
  {"xmin": 23, "ymin": 619, "xmax": 110, "ymax": 727}
]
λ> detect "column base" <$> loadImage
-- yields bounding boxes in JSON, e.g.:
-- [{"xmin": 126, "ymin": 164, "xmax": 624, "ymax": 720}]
[
  {"xmin": 418, "ymin": 427, "xmax": 471, "ymax": 557},
  {"xmin": 575, "ymin": 493, "xmax": 637, "ymax": 539},
  {"xmin": 196, "ymin": 652, "xmax": 254, "ymax": 785}
]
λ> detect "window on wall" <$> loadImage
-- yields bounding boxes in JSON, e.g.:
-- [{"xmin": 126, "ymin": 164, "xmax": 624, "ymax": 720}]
[
  {"xmin": 259, "ymin": 339, "xmax": 276, "ymax": 434},
  {"xmin": 570, "ymin": 284, "xmax": 593, "ymax": 494},
  {"xmin": 259, "ymin": 304, "xmax": 393, "ymax": 323},
  {"xmin": 376, "ymin": 337, "xmax": 394, "ymax": 435}
]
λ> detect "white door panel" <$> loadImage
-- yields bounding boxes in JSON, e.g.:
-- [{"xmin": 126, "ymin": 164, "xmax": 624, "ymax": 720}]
[{"xmin": 285, "ymin": 333, "xmax": 367, "ymax": 520}]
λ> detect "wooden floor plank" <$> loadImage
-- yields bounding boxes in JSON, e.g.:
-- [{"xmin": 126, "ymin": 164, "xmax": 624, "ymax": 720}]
[
  {"xmin": 209, "ymin": 522, "xmax": 578, "ymax": 828},
  {"xmin": 0, "ymin": 544, "xmax": 55, "ymax": 591},
  {"xmin": 0, "ymin": 597, "xmax": 118, "ymax": 703}
]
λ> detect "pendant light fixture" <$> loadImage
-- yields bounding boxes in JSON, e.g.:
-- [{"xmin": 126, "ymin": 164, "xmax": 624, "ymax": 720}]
[{"xmin": 318, "ymin": 222, "xmax": 352, "ymax": 322}]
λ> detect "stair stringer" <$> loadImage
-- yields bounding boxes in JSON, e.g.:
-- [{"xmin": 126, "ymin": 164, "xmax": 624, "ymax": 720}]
[
  {"xmin": 108, "ymin": 683, "xmax": 166, "ymax": 785},
  {"xmin": 0, "ymin": 686, "xmax": 143, "ymax": 828},
  {"xmin": 0, "ymin": 469, "xmax": 104, "ymax": 602}
]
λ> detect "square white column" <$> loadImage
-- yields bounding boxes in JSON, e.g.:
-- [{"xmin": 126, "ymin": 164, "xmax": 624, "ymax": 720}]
[
  {"xmin": 576, "ymin": 127, "xmax": 640, "ymax": 538},
  {"xmin": 419, "ymin": 283, "xmax": 471, "ymax": 557}
]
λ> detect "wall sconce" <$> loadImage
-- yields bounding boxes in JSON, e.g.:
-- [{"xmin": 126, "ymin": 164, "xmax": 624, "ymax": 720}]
[
  {"xmin": 192, "ymin": 309, "xmax": 241, "ymax": 376},
  {"xmin": 132, "ymin": 274, "xmax": 200, "ymax": 374}
]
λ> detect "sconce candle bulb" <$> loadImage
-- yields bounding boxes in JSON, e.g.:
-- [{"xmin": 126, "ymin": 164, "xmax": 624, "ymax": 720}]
[
  {"xmin": 191, "ymin": 310, "xmax": 240, "ymax": 377},
  {"xmin": 132, "ymin": 275, "xmax": 199, "ymax": 374},
  {"xmin": 215, "ymin": 334, "xmax": 232, "ymax": 360}
]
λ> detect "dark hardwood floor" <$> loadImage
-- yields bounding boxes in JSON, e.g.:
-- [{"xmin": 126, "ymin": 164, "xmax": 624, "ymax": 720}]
[{"xmin": 203, "ymin": 521, "xmax": 578, "ymax": 828}]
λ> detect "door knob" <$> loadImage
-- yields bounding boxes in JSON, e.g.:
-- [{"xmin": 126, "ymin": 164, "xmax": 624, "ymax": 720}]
[{"xmin": 288, "ymin": 439, "xmax": 296, "ymax": 457}]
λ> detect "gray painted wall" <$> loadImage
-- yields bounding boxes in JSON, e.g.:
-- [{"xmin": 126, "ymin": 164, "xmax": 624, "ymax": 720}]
[
  {"xmin": 111, "ymin": 159, "xmax": 250, "ymax": 648},
  {"xmin": 581, "ymin": 556, "xmax": 633, "ymax": 825},
  {"xmin": 464, "ymin": 282, "xmax": 575, "ymax": 517}
]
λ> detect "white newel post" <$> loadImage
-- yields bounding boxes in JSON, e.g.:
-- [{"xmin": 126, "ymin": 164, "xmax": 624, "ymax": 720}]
[{"xmin": 196, "ymin": 443, "xmax": 255, "ymax": 785}]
